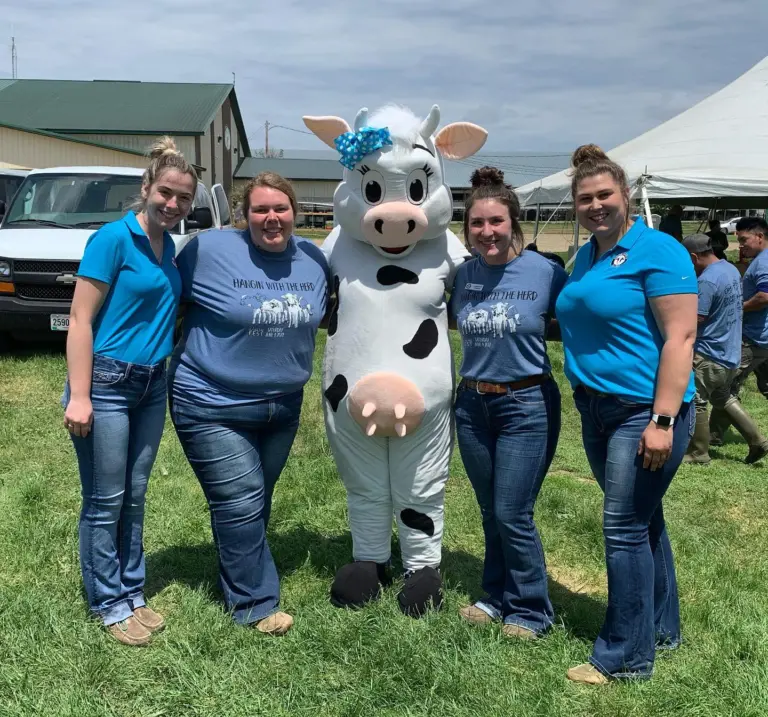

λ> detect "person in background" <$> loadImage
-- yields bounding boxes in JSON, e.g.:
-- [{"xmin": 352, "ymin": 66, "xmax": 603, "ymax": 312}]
[
  {"xmin": 451, "ymin": 167, "xmax": 566, "ymax": 640},
  {"xmin": 679, "ymin": 234, "xmax": 743, "ymax": 464},
  {"xmin": 705, "ymin": 219, "xmax": 729, "ymax": 260},
  {"xmin": 168, "ymin": 172, "xmax": 328, "ymax": 635},
  {"xmin": 709, "ymin": 216, "xmax": 768, "ymax": 462},
  {"xmin": 62, "ymin": 137, "xmax": 196, "ymax": 645},
  {"xmin": 659, "ymin": 204, "xmax": 684, "ymax": 242},
  {"xmin": 555, "ymin": 145, "xmax": 697, "ymax": 684}
]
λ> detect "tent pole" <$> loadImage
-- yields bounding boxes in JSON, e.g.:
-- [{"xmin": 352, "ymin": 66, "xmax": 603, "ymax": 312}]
[
  {"xmin": 640, "ymin": 182, "xmax": 653, "ymax": 226},
  {"xmin": 572, "ymin": 211, "xmax": 580, "ymax": 254},
  {"xmin": 533, "ymin": 203, "xmax": 541, "ymax": 243}
]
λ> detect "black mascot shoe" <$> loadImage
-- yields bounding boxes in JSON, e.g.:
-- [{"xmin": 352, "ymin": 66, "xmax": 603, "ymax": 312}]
[
  {"xmin": 330, "ymin": 561, "xmax": 390, "ymax": 609},
  {"xmin": 397, "ymin": 566, "xmax": 443, "ymax": 618}
]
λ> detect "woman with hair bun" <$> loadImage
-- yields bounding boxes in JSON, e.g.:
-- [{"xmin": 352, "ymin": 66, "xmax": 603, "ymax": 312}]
[
  {"xmin": 556, "ymin": 144, "xmax": 697, "ymax": 683},
  {"xmin": 450, "ymin": 166, "xmax": 567, "ymax": 639},
  {"xmin": 63, "ymin": 136, "xmax": 197, "ymax": 645}
]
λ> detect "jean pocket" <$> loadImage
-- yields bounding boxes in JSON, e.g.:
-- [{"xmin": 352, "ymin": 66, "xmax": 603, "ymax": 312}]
[
  {"xmin": 512, "ymin": 385, "xmax": 545, "ymax": 404},
  {"xmin": 614, "ymin": 395, "xmax": 646, "ymax": 408},
  {"xmin": 92, "ymin": 370, "xmax": 125, "ymax": 386}
]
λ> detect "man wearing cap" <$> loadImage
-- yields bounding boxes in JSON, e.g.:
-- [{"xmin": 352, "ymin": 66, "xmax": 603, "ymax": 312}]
[
  {"xmin": 681, "ymin": 234, "xmax": 751, "ymax": 463},
  {"xmin": 708, "ymin": 217, "xmax": 768, "ymax": 463}
]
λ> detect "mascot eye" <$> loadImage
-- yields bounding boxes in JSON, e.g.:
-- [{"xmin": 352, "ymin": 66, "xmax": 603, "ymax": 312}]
[
  {"xmin": 407, "ymin": 168, "xmax": 429, "ymax": 205},
  {"xmin": 360, "ymin": 169, "xmax": 385, "ymax": 205}
]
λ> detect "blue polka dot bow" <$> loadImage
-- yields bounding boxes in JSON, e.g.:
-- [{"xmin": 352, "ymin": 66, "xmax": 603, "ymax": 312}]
[{"xmin": 334, "ymin": 126, "xmax": 393, "ymax": 170}]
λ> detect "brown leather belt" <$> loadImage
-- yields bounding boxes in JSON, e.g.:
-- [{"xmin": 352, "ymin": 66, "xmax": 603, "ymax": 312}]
[{"xmin": 461, "ymin": 374, "xmax": 551, "ymax": 394}]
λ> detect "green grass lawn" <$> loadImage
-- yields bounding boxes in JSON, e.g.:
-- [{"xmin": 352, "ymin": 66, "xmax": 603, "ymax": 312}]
[{"xmin": 1, "ymin": 335, "xmax": 767, "ymax": 716}]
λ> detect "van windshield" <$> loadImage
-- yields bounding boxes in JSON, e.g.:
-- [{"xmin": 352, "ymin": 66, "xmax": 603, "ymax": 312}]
[{"xmin": 3, "ymin": 173, "xmax": 143, "ymax": 229}]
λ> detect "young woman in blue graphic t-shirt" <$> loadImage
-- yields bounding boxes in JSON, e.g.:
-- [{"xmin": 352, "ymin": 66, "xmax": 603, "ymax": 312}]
[
  {"xmin": 63, "ymin": 138, "xmax": 197, "ymax": 646},
  {"xmin": 168, "ymin": 172, "xmax": 328, "ymax": 635},
  {"xmin": 449, "ymin": 167, "xmax": 567, "ymax": 640}
]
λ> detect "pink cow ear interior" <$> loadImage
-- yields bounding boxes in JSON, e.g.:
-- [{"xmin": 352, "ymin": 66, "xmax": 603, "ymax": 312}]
[
  {"xmin": 434, "ymin": 122, "xmax": 488, "ymax": 160},
  {"xmin": 302, "ymin": 116, "xmax": 353, "ymax": 149}
]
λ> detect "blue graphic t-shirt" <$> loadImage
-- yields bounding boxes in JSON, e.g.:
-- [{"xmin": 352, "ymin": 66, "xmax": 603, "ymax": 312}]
[
  {"xmin": 170, "ymin": 229, "xmax": 329, "ymax": 406},
  {"xmin": 696, "ymin": 259, "xmax": 743, "ymax": 368},
  {"xmin": 742, "ymin": 248, "xmax": 768, "ymax": 348},
  {"xmin": 449, "ymin": 250, "xmax": 568, "ymax": 382}
]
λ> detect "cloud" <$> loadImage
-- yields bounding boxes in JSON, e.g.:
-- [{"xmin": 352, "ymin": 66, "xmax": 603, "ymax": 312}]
[{"xmin": 2, "ymin": 0, "xmax": 767, "ymax": 154}]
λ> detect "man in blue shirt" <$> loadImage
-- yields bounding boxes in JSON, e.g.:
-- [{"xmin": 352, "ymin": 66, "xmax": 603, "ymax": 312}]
[
  {"xmin": 680, "ymin": 234, "xmax": 743, "ymax": 463},
  {"xmin": 709, "ymin": 217, "xmax": 768, "ymax": 463}
]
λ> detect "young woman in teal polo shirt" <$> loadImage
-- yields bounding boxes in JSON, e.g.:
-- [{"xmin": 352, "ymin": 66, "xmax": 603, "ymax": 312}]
[
  {"xmin": 556, "ymin": 145, "xmax": 697, "ymax": 684},
  {"xmin": 62, "ymin": 138, "xmax": 197, "ymax": 646}
]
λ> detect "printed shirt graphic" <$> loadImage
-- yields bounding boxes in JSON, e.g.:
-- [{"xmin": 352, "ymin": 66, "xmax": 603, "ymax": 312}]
[
  {"xmin": 555, "ymin": 217, "xmax": 697, "ymax": 404},
  {"xmin": 449, "ymin": 251, "xmax": 567, "ymax": 382},
  {"xmin": 696, "ymin": 259, "xmax": 743, "ymax": 368},
  {"xmin": 742, "ymin": 248, "xmax": 768, "ymax": 348},
  {"xmin": 170, "ymin": 229, "xmax": 329, "ymax": 406}
]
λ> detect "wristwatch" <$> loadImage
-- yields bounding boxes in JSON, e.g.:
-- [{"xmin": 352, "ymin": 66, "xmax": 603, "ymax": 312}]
[{"xmin": 651, "ymin": 413, "xmax": 675, "ymax": 428}]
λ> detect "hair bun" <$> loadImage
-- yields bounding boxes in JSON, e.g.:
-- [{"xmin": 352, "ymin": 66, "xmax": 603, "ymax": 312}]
[
  {"xmin": 571, "ymin": 144, "xmax": 609, "ymax": 168},
  {"xmin": 470, "ymin": 166, "xmax": 505, "ymax": 189},
  {"xmin": 147, "ymin": 135, "xmax": 179, "ymax": 161}
]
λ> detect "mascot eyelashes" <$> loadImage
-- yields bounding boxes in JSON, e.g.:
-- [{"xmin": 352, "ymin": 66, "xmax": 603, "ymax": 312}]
[{"xmin": 303, "ymin": 104, "xmax": 487, "ymax": 616}]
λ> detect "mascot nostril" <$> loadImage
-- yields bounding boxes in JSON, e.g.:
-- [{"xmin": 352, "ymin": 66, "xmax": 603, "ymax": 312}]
[{"xmin": 302, "ymin": 102, "xmax": 488, "ymax": 618}]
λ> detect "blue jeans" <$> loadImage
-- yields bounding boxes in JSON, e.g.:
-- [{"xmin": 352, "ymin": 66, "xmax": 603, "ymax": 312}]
[
  {"xmin": 63, "ymin": 355, "xmax": 168, "ymax": 626},
  {"xmin": 573, "ymin": 387, "xmax": 694, "ymax": 679},
  {"xmin": 169, "ymin": 391, "xmax": 303, "ymax": 625},
  {"xmin": 454, "ymin": 378, "xmax": 561, "ymax": 634}
]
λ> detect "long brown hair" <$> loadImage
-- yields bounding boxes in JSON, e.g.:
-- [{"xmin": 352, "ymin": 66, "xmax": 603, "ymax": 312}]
[{"xmin": 463, "ymin": 166, "xmax": 525, "ymax": 253}]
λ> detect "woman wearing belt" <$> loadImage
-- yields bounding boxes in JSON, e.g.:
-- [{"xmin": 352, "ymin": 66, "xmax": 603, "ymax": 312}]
[
  {"xmin": 556, "ymin": 145, "xmax": 697, "ymax": 683},
  {"xmin": 450, "ymin": 167, "xmax": 567, "ymax": 639}
]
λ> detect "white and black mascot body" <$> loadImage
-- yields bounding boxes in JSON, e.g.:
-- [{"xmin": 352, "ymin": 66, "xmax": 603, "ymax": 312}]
[{"xmin": 303, "ymin": 104, "xmax": 487, "ymax": 616}]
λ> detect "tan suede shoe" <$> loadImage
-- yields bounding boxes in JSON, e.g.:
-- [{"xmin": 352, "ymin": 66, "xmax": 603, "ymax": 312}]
[
  {"xmin": 566, "ymin": 663, "xmax": 609, "ymax": 685},
  {"xmin": 107, "ymin": 616, "xmax": 152, "ymax": 646},
  {"xmin": 502, "ymin": 623, "xmax": 538, "ymax": 640},
  {"xmin": 133, "ymin": 606, "xmax": 165, "ymax": 633},
  {"xmin": 459, "ymin": 605, "xmax": 494, "ymax": 625},
  {"xmin": 255, "ymin": 611, "xmax": 293, "ymax": 636}
]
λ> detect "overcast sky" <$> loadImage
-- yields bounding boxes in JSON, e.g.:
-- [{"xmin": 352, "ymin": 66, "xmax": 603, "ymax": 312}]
[{"xmin": 2, "ymin": 0, "xmax": 767, "ymax": 154}]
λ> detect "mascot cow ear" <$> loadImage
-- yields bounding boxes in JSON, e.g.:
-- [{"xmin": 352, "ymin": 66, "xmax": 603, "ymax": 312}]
[
  {"xmin": 302, "ymin": 116, "xmax": 353, "ymax": 149},
  {"xmin": 434, "ymin": 122, "xmax": 488, "ymax": 160}
]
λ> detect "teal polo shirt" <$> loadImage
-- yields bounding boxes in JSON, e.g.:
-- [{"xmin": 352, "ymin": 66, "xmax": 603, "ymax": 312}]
[
  {"xmin": 555, "ymin": 217, "xmax": 697, "ymax": 404},
  {"xmin": 77, "ymin": 211, "xmax": 182, "ymax": 365}
]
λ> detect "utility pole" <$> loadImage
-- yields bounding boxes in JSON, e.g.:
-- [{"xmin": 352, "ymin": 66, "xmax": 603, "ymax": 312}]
[{"xmin": 11, "ymin": 36, "xmax": 18, "ymax": 79}]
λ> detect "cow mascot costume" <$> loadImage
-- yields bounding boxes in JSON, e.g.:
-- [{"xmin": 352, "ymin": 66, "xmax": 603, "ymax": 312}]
[{"xmin": 303, "ymin": 104, "xmax": 487, "ymax": 616}]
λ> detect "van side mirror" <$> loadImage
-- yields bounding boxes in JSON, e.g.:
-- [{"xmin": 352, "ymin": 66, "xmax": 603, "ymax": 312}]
[{"xmin": 186, "ymin": 206, "xmax": 213, "ymax": 231}]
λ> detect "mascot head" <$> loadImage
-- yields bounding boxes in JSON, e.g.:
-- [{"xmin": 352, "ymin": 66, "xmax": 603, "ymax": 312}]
[{"xmin": 303, "ymin": 104, "xmax": 487, "ymax": 257}]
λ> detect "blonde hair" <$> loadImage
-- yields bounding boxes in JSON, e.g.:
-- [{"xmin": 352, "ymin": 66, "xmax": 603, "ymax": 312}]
[
  {"xmin": 241, "ymin": 172, "xmax": 298, "ymax": 218},
  {"xmin": 131, "ymin": 136, "xmax": 198, "ymax": 210}
]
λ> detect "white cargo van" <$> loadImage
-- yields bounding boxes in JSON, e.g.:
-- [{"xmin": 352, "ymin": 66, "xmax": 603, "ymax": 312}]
[{"xmin": 0, "ymin": 166, "xmax": 230, "ymax": 341}]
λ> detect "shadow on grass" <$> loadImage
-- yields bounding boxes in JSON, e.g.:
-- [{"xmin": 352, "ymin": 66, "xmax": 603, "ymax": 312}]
[
  {"xmin": 146, "ymin": 525, "xmax": 605, "ymax": 640},
  {"xmin": 0, "ymin": 335, "xmax": 66, "ymax": 358}
]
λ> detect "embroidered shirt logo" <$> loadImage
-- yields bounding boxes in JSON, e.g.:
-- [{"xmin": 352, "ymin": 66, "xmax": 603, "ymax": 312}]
[{"xmin": 611, "ymin": 253, "xmax": 628, "ymax": 267}]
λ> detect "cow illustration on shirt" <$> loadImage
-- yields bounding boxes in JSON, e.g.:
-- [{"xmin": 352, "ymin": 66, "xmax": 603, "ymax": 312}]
[{"xmin": 303, "ymin": 103, "xmax": 487, "ymax": 617}]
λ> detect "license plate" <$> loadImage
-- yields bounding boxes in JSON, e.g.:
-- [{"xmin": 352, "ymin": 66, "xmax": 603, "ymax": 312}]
[{"xmin": 50, "ymin": 314, "xmax": 70, "ymax": 331}]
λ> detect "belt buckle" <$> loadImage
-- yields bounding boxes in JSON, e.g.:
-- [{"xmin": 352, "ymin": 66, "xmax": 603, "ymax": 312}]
[{"xmin": 475, "ymin": 381, "xmax": 486, "ymax": 395}]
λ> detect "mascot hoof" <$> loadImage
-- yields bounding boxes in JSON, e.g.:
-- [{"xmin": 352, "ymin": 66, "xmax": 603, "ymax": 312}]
[
  {"xmin": 397, "ymin": 566, "xmax": 443, "ymax": 618},
  {"xmin": 330, "ymin": 561, "xmax": 391, "ymax": 609}
]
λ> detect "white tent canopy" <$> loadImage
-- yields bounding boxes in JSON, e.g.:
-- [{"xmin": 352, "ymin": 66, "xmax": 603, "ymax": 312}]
[{"xmin": 516, "ymin": 55, "xmax": 768, "ymax": 209}]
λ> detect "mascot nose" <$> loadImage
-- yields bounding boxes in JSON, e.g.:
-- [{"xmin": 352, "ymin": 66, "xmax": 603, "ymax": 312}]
[{"xmin": 363, "ymin": 202, "xmax": 428, "ymax": 248}]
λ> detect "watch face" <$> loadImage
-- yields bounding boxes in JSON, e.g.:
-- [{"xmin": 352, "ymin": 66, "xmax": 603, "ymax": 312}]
[{"xmin": 655, "ymin": 415, "xmax": 672, "ymax": 427}]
